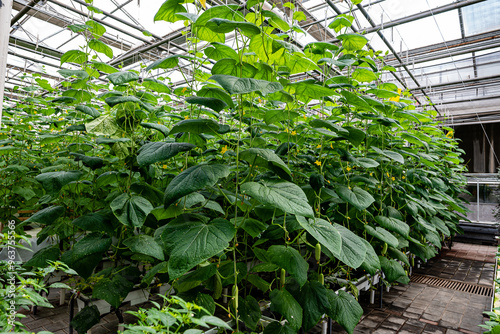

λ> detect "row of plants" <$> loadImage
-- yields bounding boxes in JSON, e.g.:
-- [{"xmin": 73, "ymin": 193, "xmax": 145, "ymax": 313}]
[
  {"xmin": 1, "ymin": 0, "xmax": 468, "ymax": 332},
  {"xmin": 482, "ymin": 244, "xmax": 500, "ymax": 333}
]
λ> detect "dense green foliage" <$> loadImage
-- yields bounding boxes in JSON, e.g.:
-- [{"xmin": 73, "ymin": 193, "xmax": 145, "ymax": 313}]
[{"xmin": 1, "ymin": 0, "xmax": 468, "ymax": 332}]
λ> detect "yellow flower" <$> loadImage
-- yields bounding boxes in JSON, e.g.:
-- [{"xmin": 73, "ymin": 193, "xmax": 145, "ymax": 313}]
[
  {"xmin": 162, "ymin": 165, "xmax": 167, "ymax": 169},
  {"xmin": 326, "ymin": 180, "xmax": 330, "ymax": 184},
  {"xmin": 303, "ymin": 115, "xmax": 307, "ymax": 120},
  {"xmin": 221, "ymin": 145, "xmax": 228, "ymax": 154},
  {"xmin": 402, "ymin": 176, "xmax": 406, "ymax": 179},
  {"xmin": 314, "ymin": 160, "xmax": 321, "ymax": 166},
  {"xmin": 386, "ymin": 172, "xmax": 390, "ymax": 177},
  {"xmin": 391, "ymin": 177, "xmax": 395, "ymax": 181},
  {"xmin": 258, "ymin": 98, "xmax": 262, "ymax": 103},
  {"xmin": 284, "ymin": 128, "xmax": 289, "ymax": 133},
  {"xmin": 181, "ymin": 87, "xmax": 188, "ymax": 94},
  {"xmin": 446, "ymin": 130, "xmax": 454, "ymax": 138},
  {"xmin": 291, "ymin": 131, "xmax": 297, "ymax": 136},
  {"xmin": 158, "ymin": 121, "xmax": 161, "ymax": 125},
  {"xmin": 346, "ymin": 167, "xmax": 351, "ymax": 172},
  {"xmin": 184, "ymin": 115, "xmax": 189, "ymax": 120},
  {"xmin": 370, "ymin": 173, "xmax": 373, "ymax": 176},
  {"xmin": 316, "ymin": 144, "xmax": 321, "ymax": 148}
]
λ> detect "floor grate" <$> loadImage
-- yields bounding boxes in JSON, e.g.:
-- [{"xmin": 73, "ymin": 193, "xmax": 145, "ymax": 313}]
[{"xmin": 410, "ymin": 274, "xmax": 493, "ymax": 297}]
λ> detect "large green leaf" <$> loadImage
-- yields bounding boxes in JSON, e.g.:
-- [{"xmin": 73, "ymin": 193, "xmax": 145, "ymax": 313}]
[
  {"xmin": 267, "ymin": 245, "xmax": 308, "ymax": 287},
  {"xmin": 371, "ymin": 146, "xmax": 405, "ymax": 164},
  {"xmin": 61, "ymin": 233, "xmax": 111, "ymax": 278},
  {"xmin": 86, "ymin": 114, "xmax": 119, "ymax": 136},
  {"xmin": 287, "ymin": 80, "xmax": 336, "ymax": 99},
  {"xmin": 164, "ymin": 164, "xmax": 230, "ymax": 208},
  {"xmin": 359, "ymin": 238, "xmax": 381, "ymax": 275},
  {"xmin": 296, "ymin": 217, "xmax": 342, "ymax": 257},
  {"xmin": 25, "ymin": 205, "xmax": 64, "ymax": 225},
  {"xmin": 239, "ymin": 148, "xmax": 291, "ymax": 180},
  {"xmin": 70, "ymin": 153, "xmax": 104, "ymax": 169},
  {"xmin": 70, "ymin": 306, "xmax": 100, "ymax": 334},
  {"xmin": 206, "ymin": 18, "xmax": 260, "ymax": 36},
  {"xmin": 169, "ymin": 119, "xmax": 221, "ymax": 135},
  {"xmin": 352, "ymin": 68, "xmax": 378, "ymax": 82},
  {"xmin": 161, "ymin": 218, "xmax": 235, "ymax": 279},
  {"xmin": 154, "ymin": 0, "xmax": 187, "ymax": 22},
  {"xmin": 60, "ymin": 50, "xmax": 87, "ymax": 65},
  {"xmin": 387, "ymin": 247, "xmax": 410, "ymax": 266},
  {"xmin": 24, "ymin": 246, "xmax": 60, "ymax": 268},
  {"xmin": 374, "ymin": 216, "xmax": 410, "ymax": 238},
  {"xmin": 197, "ymin": 87, "xmax": 234, "ymax": 108},
  {"xmin": 145, "ymin": 55, "xmax": 192, "ymax": 71},
  {"xmin": 210, "ymin": 75, "xmax": 283, "ymax": 95},
  {"xmin": 92, "ymin": 274, "xmax": 134, "ymax": 308},
  {"xmin": 137, "ymin": 142, "xmax": 195, "ymax": 166},
  {"xmin": 379, "ymin": 256, "xmax": 409, "ymax": 283},
  {"xmin": 88, "ymin": 39, "xmax": 113, "ymax": 58},
  {"xmin": 336, "ymin": 185, "xmax": 374, "ymax": 211},
  {"xmin": 204, "ymin": 42, "xmax": 239, "ymax": 61},
  {"xmin": 110, "ymin": 194, "xmax": 154, "ymax": 228},
  {"xmin": 364, "ymin": 225, "xmax": 399, "ymax": 248},
  {"xmin": 107, "ymin": 71, "xmax": 139, "ymax": 85},
  {"xmin": 123, "ymin": 235, "xmax": 165, "ymax": 260},
  {"xmin": 333, "ymin": 223, "xmax": 367, "ymax": 269},
  {"xmin": 139, "ymin": 123, "xmax": 170, "ymax": 137},
  {"xmin": 291, "ymin": 281, "xmax": 330, "ymax": 331},
  {"xmin": 185, "ymin": 96, "xmax": 227, "ymax": 112},
  {"xmin": 263, "ymin": 323, "xmax": 296, "ymax": 334},
  {"xmin": 76, "ymin": 105, "xmax": 100, "ymax": 118},
  {"xmin": 238, "ymin": 296, "xmax": 261, "ymax": 331},
  {"xmin": 270, "ymin": 288, "xmax": 302, "ymax": 330},
  {"xmin": 337, "ymin": 33, "xmax": 368, "ymax": 51},
  {"xmin": 326, "ymin": 290, "xmax": 363, "ymax": 334},
  {"xmin": 72, "ymin": 212, "xmax": 114, "ymax": 235},
  {"xmin": 35, "ymin": 171, "xmax": 83, "ymax": 195},
  {"xmin": 241, "ymin": 181, "xmax": 314, "ymax": 218}
]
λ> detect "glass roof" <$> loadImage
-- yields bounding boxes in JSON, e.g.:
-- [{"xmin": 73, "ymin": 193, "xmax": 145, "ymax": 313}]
[{"xmin": 4, "ymin": 0, "xmax": 500, "ymax": 126}]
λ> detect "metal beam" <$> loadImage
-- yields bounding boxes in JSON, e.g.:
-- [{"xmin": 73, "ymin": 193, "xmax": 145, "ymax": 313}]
[
  {"xmin": 9, "ymin": 35, "xmax": 63, "ymax": 59},
  {"xmin": 422, "ymin": 93, "xmax": 500, "ymax": 106},
  {"xmin": 11, "ymin": 0, "xmax": 134, "ymax": 52},
  {"xmin": 409, "ymin": 74, "xmax": 500, "ymax": 92},
  {"xmin": 1, "ymin": 0, "xmax": 14, "ymax": 128},
  {"xmin": 355, "ymin": 2, "xmax": 440, "ymax": 115},
  {"xmin": 329, "ymin": 0, "xmax": 487, "ymax": 43},
  {"xmin": 385, "ymin": 29, "xmax": 500, "ymax": 66},
  {"xmin": 11, "ymin": 0, "xmax": 42, "ymax": 26}
]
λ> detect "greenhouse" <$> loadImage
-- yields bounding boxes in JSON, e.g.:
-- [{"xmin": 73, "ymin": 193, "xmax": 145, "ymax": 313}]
[{"xmin": 1, "ymin": 0, "xmax": 500, "ymax": 333}]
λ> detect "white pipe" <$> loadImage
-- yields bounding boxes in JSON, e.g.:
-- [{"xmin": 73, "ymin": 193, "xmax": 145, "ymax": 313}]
[{"xmin": 0, "ymin": 0, "xmax": 13, "ymax": 129}]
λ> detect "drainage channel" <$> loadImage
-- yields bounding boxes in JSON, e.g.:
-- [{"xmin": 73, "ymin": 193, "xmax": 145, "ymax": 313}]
[{"xmin": 410, "ymin": 273, "xmax": 493, "ymax": 297}]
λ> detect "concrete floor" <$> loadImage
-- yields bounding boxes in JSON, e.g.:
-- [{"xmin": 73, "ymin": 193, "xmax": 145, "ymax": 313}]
[{"xmin": 19, "ymin": 242, "xmax": 497, "ymax": 333}]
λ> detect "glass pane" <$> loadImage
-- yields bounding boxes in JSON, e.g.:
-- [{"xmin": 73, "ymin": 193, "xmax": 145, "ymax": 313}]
[{"xmin": 462, "ymin": 0, "xmax": 500, "ymax": 36}]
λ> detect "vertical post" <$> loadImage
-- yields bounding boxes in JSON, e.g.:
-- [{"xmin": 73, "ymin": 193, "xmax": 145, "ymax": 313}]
[
  {"xmin": 477, "ymin": 182, "xmax": 480, "ymax": 223},
  {"xmin": 0, "ymin": 0, "xmax": 14, "ymax": 128}
]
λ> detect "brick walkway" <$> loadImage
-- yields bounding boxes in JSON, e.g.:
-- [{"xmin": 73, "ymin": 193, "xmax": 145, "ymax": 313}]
[
  {"xmin": 329, "ymin": 241, "xmax": 496, "ymax": 334},
  {"xmin": 20, "ymin": 242, "xmax": 497, "ymax": 333}
]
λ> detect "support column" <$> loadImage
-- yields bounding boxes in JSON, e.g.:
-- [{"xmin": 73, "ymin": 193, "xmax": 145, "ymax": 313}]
[
  {"xmin": 0, "ymin": 0, "xmax": 13, "ymax": 128},
  {"xmin": 489, "ymin": 125, "xmax": 495, "ymax": 173}
]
